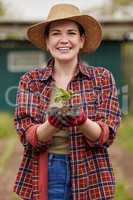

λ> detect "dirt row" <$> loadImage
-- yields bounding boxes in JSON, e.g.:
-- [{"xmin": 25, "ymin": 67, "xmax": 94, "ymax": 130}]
[
  {"xmin": 0, "ymin": 139, "xmax": 22, "ymax": 200},
  {"xmin": 110, "ymin": 143, "xmax": 133, "ymax": 197}
]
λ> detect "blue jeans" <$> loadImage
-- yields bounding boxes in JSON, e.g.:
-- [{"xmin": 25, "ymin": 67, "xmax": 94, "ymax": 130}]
[{"xmin": 48, "ymin": 153, "xmax": 72, "ymax": 200}]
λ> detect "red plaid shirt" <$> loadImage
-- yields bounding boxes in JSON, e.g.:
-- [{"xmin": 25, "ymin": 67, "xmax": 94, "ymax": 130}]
[{"xmin": 14, "ymin": 59, "xmax": 121, "ymax": 200}]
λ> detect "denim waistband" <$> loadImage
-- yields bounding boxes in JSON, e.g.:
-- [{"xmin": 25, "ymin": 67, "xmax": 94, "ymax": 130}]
[{"xmin": 48, "ymin": 153, "xmax": 70, "ymax": 161}]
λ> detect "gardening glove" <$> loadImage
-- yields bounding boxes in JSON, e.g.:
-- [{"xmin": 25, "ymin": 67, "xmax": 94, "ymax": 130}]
[
  {"xmin": 61, "ymin": 106, "xmax": 87, "ymax": 127},
  {"xmin": 47, "ymin": 106, "xmax": 63, "ymax": 129}
]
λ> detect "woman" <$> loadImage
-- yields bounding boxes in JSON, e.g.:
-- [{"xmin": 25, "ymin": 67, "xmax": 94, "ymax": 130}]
[{"xmin": 13, "ymin": 3, "xmax": 121, "ymax": 200}]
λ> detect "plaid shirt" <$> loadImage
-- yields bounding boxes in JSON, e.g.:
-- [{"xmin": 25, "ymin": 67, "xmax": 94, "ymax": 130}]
[{"xmin": 14, "ymin": 59, "xmax": 121, "ymax": 200}]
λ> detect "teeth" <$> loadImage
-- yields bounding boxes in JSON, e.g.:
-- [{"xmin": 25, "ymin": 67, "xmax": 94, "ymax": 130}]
[
  {"xmin": 58, "ymin": 47, "xmax": 70, "ymax": 53},
  {"xmin": 58, "ymin": 47, "xmax": 70, "ymax": 50}
]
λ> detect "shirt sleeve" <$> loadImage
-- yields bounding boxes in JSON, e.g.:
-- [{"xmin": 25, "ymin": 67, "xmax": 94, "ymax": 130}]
[
  {"xmin": 14, "ymin": 72, "xmax": 51, "ymax": 152},
  {"xmin": 26, "ymin": 124, "xmax": 39, "ymax": 147},
  {"xmin": 86, "ymin": 68, "xmax": 121, "ymax": 147}
]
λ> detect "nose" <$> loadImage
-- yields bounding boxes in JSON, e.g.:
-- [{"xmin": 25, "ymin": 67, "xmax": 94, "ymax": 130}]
[{"xmin": 60, "ymin": 34, "xmax": 69, "ymax": 44}]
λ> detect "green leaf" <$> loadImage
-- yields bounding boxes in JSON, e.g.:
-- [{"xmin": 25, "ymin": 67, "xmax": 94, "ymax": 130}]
[{"xmin": 54, "ymin": 87, "xmax": 76, "ymax": 105}]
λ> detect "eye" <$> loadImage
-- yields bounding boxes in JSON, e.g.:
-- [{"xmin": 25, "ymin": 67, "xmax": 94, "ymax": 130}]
[
  {"xmin": 50, "ymin": 32, "xmax": 60, "ymax": 36},
  {"xmin": 52, "ymin": 33, "xmax": 59, "ymax": 35},
  {"xmin": 68, "ymin": 31, "xmax": 77, "ymax": 35}
]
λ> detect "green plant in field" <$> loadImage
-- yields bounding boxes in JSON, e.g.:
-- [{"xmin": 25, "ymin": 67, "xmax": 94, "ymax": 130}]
[
  {"xmin": 0, "ymin": 112, "xmax": 16, "ymax": 138},
  {"xmin": 117, "ymin": 115, "xmax": 133, "ymax": 152},
  {"xmin": 12, "ymin": 193, "xmax": 21, "ymax": 200},
  {"xmin": 0, "ymin": 137, "xmax": 17, "ymax": 173},
  {"xmin": 115, "ymin": 181, "xmax": 133, "ymax": 200}
]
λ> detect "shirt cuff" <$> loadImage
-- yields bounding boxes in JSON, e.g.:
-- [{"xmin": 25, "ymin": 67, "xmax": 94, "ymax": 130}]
[
  {"xmin": 86, "ymin": 121, "xmax": 109, "ymax": 147},
  {"xmin": 97, "ymin": 121, "xmax": 109, "ymax": 145},
  {"xmin": 26, "ymin": 124, "xmax": 40, "ymax": 147}
]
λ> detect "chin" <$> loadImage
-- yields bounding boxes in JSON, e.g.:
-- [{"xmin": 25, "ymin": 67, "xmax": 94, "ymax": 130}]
[{"xmin": 56, "ymin": 55, "xmax": 76, "ymax": 62}]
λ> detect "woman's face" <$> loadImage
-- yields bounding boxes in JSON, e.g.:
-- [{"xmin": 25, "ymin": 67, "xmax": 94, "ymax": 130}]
[{"xmin": 46, "ymin": 20, "xmax": 85, "ymax": 63}]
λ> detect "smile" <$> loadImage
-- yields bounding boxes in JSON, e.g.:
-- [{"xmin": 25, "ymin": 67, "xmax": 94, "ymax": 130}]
[{"xmin": 57, "ymin": 47, "xmax": 71, "ymax": 53}]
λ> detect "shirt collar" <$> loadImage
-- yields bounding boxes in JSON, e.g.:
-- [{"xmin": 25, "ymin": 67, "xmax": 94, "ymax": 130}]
[
  {"xmin": 41, "ymin": 58, "xmax": 54, "ymax": 80},
  {"xmin": 76, "ymin": 58, "xmax": 94, "ymax": 79},
  {"xmin": 41, "ymin": 57, "xmax": 93, "ymax": 81}
]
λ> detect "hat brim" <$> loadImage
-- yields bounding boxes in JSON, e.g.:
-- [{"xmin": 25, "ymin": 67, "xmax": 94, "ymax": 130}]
[{"xmin": 27, "ymin": 15, "xmax": 102, "ymax": 53}]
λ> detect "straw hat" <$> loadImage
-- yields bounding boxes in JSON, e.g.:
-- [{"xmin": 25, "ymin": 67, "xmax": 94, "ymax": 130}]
[{"xmin": 27, "ymin": 4, "xmax": 102, "ymax": 53}]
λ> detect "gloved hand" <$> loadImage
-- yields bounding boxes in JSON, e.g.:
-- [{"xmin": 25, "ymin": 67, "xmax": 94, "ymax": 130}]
[
  {"xmin": 47, "ymin": 106, "xmax": 63, "ymax": 129},
  {"xmin": 61, "ymin": 106, "xmax": 87, "ymax": 127},
  {"xmin": 48, "ymin": 106, "xmax": 87, "ymax": 129}
]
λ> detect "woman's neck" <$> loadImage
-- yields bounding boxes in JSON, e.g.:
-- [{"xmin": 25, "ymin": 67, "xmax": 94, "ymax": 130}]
[{"xmin": 54, "ymin": 58, "xmax": 78, "ymax": 78}]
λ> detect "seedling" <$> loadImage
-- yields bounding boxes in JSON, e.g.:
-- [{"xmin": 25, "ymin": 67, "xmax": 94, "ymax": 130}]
[
  {"xmin": 54, "ymin": 87, "xmax": 76, "ymax": 106},
  {"xmin": 53, "ymin": 87, "xmax": 80, "ymax": 117}
]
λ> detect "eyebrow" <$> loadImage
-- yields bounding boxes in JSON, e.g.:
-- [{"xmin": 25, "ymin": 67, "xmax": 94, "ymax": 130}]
[{"xmin": 49, "ymin": 29, "xmax": 60, "ymax": 32}]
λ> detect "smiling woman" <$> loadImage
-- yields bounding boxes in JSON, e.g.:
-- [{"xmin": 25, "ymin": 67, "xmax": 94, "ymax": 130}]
[
  {"xmin": 45, "ymin": 20, "xmax": 85, "ymax": 70},
  {"xmin": 13, "ymin": 3, "xmax": 121, "ymax": 200}
]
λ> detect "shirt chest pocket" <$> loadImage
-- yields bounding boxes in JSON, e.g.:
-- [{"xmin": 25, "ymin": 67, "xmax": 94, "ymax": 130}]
[
  {"xmin": 38, "ymin": 82, "xmax": 53, "ymax": 122},
  {"xmin": 69, "ymin": 88, "xmax": 99, "ymax": 119},
  {"xmin": 83, "ymin": 90, "xmax": 99, "ymax": 118}
]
